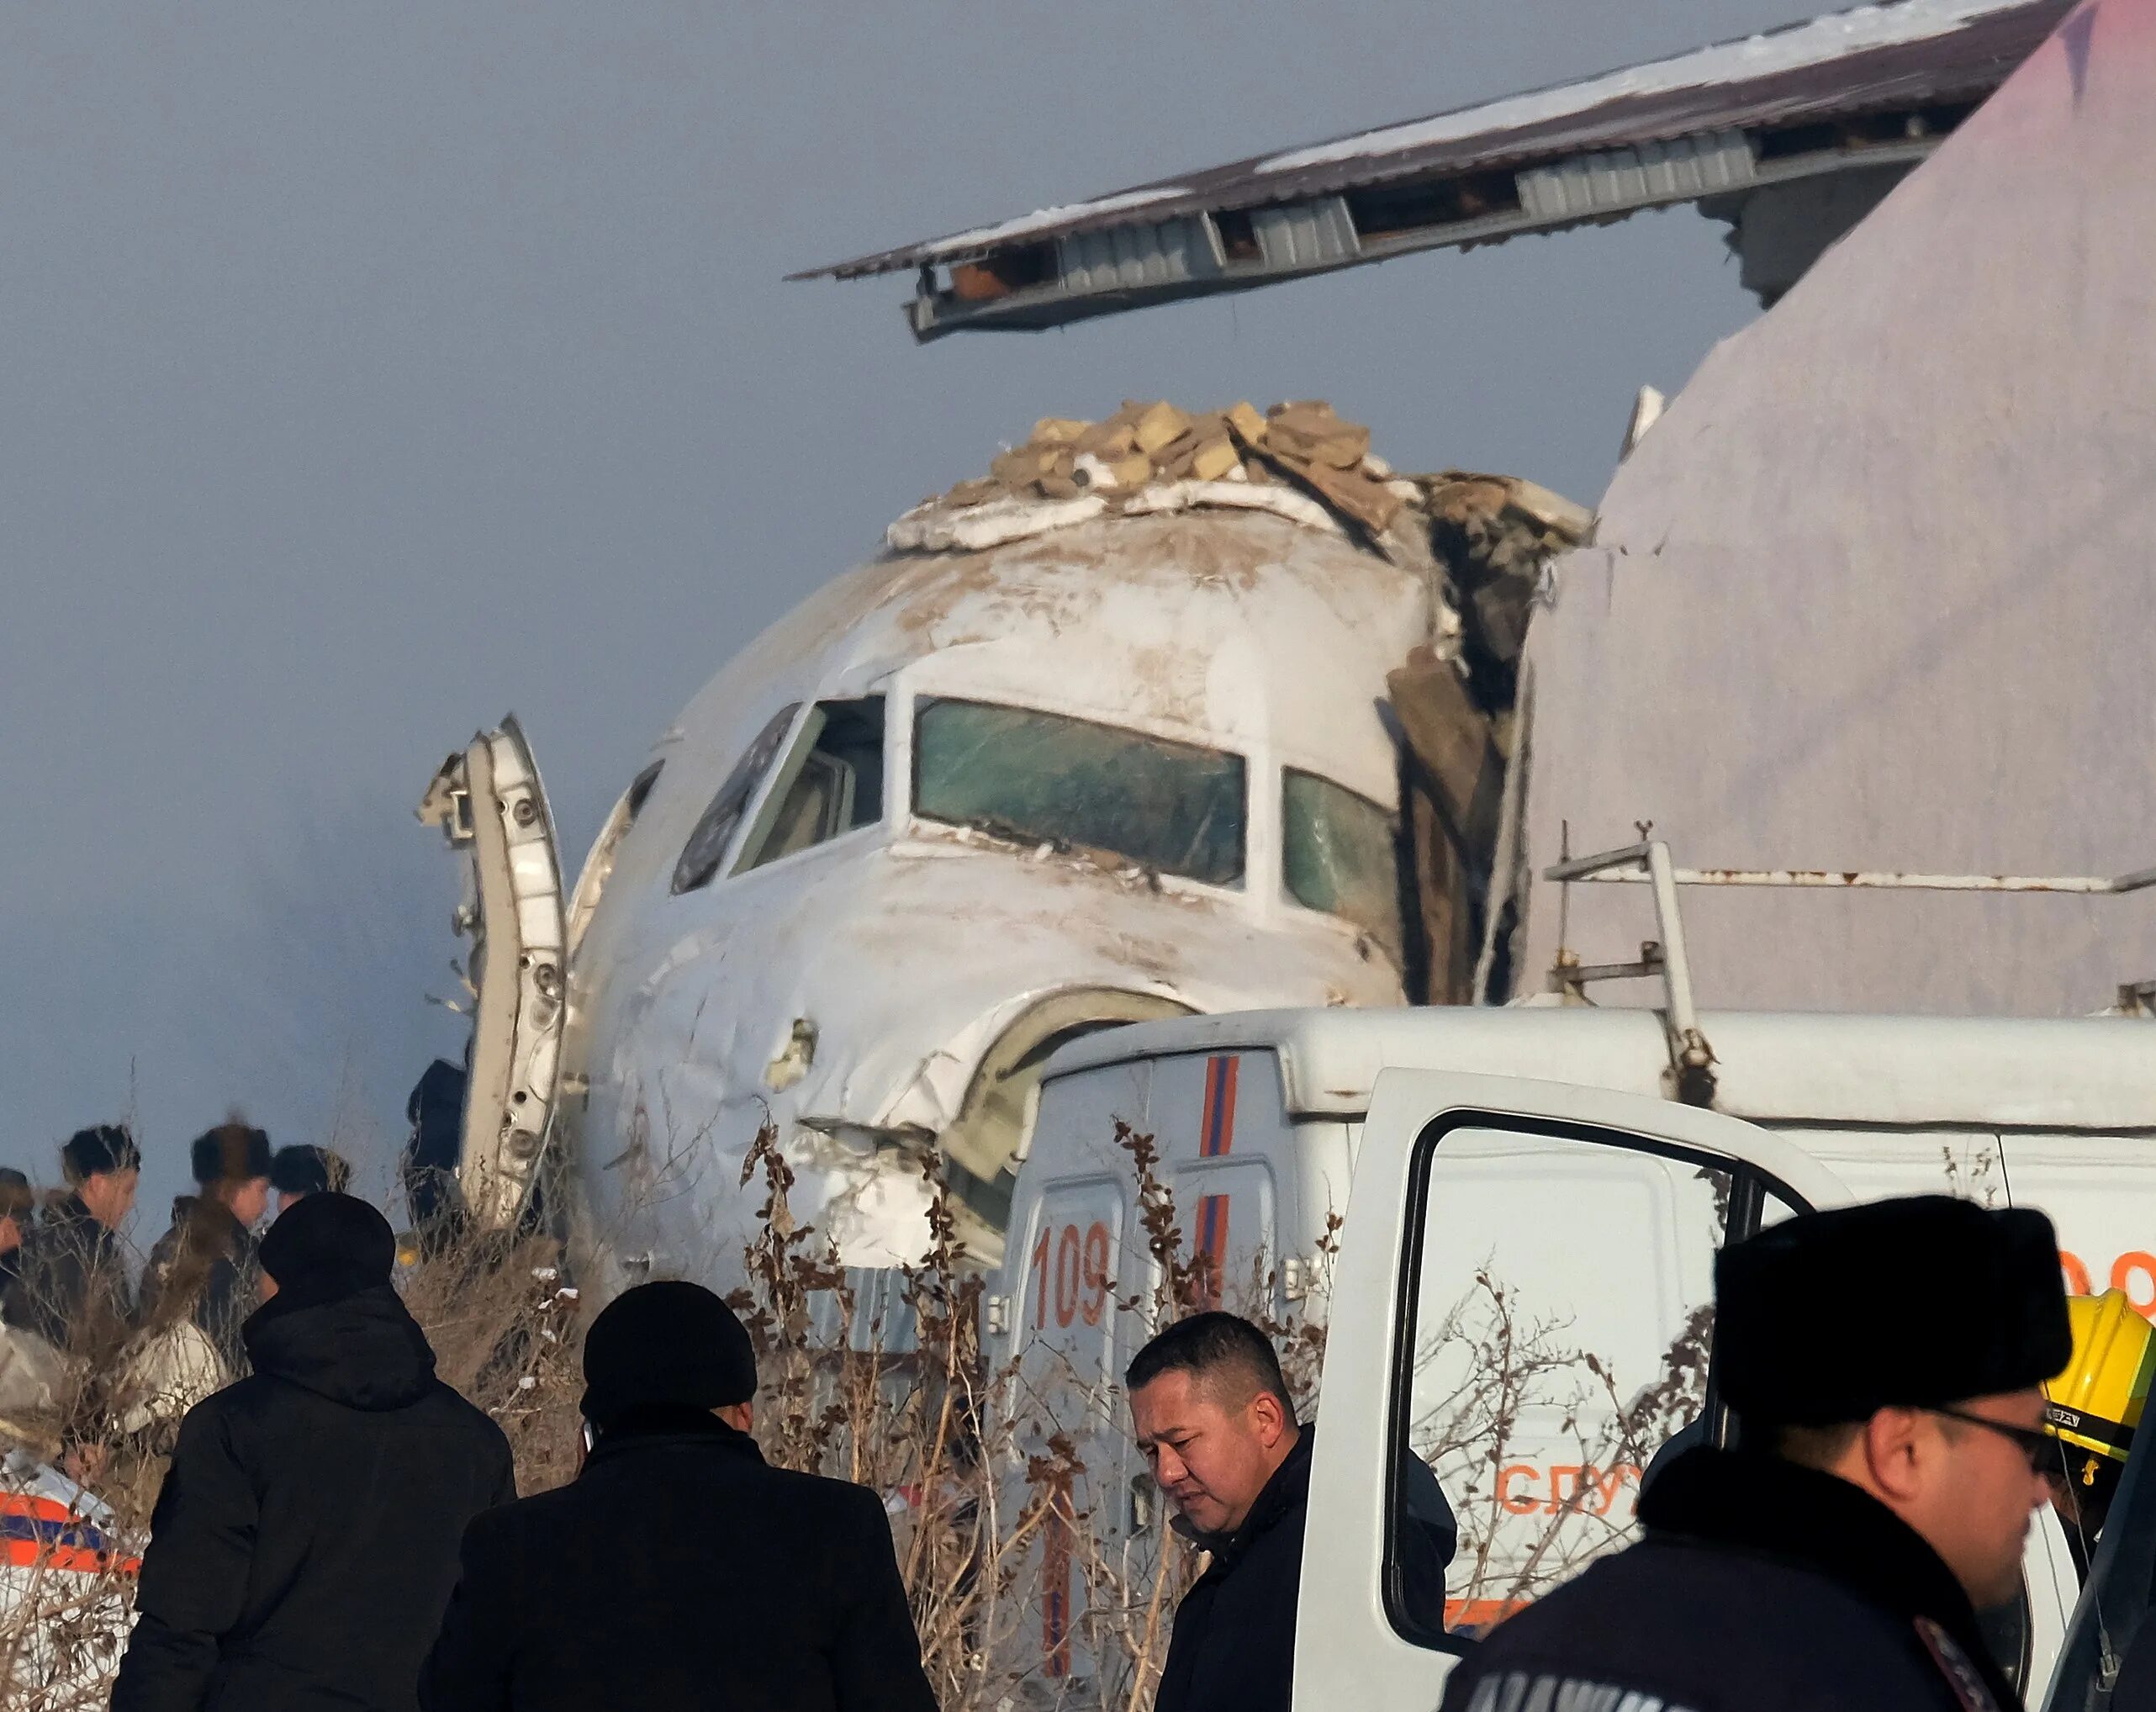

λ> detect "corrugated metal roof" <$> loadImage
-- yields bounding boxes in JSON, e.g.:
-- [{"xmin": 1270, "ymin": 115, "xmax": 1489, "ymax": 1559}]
[{"xmin": 798, "ymin": 0, "xmax": 2064, "ymax": 285}]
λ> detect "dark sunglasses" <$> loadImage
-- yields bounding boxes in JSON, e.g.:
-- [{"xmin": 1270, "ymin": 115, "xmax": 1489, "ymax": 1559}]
[{"xmin": 1930, "ymin": 1407, "xmax": 2058, "ymax": 1473}]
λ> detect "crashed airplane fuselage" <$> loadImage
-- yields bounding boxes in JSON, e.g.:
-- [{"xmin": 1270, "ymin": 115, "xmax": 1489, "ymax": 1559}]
[{"xmin": 434, "ymin": 497, "xmax": 1434, "ymax": 1290}]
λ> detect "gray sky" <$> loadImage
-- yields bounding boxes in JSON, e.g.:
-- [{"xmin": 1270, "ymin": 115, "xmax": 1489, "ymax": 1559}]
[{"xmin": 0, "ymin": 0, "xmax": 1810, "ymax": 1227}]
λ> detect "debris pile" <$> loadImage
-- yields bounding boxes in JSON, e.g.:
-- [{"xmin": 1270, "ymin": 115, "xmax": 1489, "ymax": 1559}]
[{"xmin": 887, "ymin": 399, "xmax": 1590, "ymax": 700}]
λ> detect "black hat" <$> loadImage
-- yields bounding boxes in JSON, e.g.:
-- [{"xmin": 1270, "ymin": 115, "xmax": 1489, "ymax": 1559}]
[
  {"xmin": 270, "ymin": 1144, "xmax": 351, "ymax": 1198},
  {"xmin": 191, "ymin": 1123, "xmax": 273, "ymax": 1186},
  {"xmin": 61, "ymin": 1124, "xmax": 140, "ymax": 1182},
  {"xmin": 579, "ymin": 1281, "xmax": 757, "ymax": 1428},
  {"xmin": 257, "ymin": 1192, "xmax": 396, "ymax": 1312},
  {"xmin": 1716, "ymin": 1194, "xmax": 2072, "ymax": 1429}
]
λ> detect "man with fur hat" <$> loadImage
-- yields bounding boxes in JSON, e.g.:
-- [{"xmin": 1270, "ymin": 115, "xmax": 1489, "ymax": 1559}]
[
  {"xmin": 113, "ymin": 1192, "xmax": 514, "ymax": 1712},
  {"xmin": 1439, "ymin": 1195, "xmax": 2071, "ymax": 1712},
  {"xmin": 3, "ymin": 1123, "xmax": 140, "ymax": 1355},
  {"xmin": 141, "ymin": 1122, "xmax": 275, "ymax": 1376},
  {"xmin": 420, "ymin": 1280, "xmax": 936, "ymax": 1712}
]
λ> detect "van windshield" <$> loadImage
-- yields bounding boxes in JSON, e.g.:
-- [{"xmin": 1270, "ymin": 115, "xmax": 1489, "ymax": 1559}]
[
  {"xmin": 1283, "ymin": 769, "xmax": 1401, "ymax": 957},
  {"xmin": 913, "ymin": 698, "xmax": 1245, "ymax": 887}
]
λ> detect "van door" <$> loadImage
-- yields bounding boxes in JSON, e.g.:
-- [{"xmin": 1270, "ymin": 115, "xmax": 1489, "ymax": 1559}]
[
  {"xmin": 417, "ymin": 716, "xmax": 567, "ymax": 1233},
  {"xmin": 1294, "ymin": 1070, "xmax": 1852, "ymax": 1712}
]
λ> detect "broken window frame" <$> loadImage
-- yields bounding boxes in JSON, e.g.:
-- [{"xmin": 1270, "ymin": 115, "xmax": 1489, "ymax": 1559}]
[
  {"xmin": 670, "ymin": 704, "xmax": 803, "ymax": 896},
  {"xmin": 910, "ymin": 695, "xmax": 1248, "ymax": 890},
  {"xmin": 732, "ymin": 697, "xmax": 889, "ymax": 876},
  {"xmin": 1281, "ymin": 766, "xmax": 1404, "ymax": 963}
]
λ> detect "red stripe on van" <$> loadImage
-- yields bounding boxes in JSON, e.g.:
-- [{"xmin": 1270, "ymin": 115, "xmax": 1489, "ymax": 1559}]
[
  {"xmin": 1043, "ymin": 1502, "xmax": 1073, "ymax": 1677},
  {"xmin": 1200, "ymin": 1055, "xmax": 1239, "ymax": 1158},
  {"xmin": 1193, "ymin": 1192, "xmax": 1231, "ymax": 1310}
]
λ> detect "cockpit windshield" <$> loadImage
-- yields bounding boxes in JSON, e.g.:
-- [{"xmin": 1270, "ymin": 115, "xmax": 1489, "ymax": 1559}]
[
  {"xmin": 1282, "ymin": 768, "xmax": 1402, "ymax": 959},
  {"xmin": 912, "ymin": 697, "xmax": 1245, "ymax": 887}
]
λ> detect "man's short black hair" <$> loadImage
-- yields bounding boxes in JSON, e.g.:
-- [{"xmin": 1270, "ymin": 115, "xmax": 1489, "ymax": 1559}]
[{"xmin": 1125, "ymin": 1311, "xmax": 1293, "ymax": 1413}]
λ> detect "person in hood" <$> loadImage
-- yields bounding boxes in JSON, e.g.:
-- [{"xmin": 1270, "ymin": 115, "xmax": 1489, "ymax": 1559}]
[
  {"xmin": 4, "ymin": 1124, "xmax": 140, "ymax": 1355},
  {"xmin": 420, "ymin": 1280, "xmax": 936, "ymax": 1712},
  {"xmin": 270, "ymin": 1144, "xmax": 352, "ymax": 1215},
  {"xmin": 403, "ymin": 1057, "xmax": 467, "ymax": 1250},
  {"xmin": 141, "ymin": 1123, "xmax": 274, "ymax": 1376},
  {"xmin": 1438, "ymin": 1195, "xmax": 2070, "ymax": 1712},
  {"xmin": 112, "ymin": 1192, "xmax": 515, "ymax": 1712}
]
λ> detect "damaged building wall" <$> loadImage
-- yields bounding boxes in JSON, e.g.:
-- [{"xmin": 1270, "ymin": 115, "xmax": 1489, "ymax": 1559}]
[{"xmin": 1509, "ymin": 0, "xmax": 2156, "ymax": 1019}]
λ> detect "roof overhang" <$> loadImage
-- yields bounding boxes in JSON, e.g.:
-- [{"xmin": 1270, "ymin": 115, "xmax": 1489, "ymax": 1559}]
[{"xmin": 795, "ymin": 0, "xmax": 2067, "ymax": 339}]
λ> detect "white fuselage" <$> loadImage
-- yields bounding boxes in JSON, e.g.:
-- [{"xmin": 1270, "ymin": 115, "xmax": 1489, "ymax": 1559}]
[{"xmin": 557, "ymin": 510, "xmax": 1430, "ymax": 1292}]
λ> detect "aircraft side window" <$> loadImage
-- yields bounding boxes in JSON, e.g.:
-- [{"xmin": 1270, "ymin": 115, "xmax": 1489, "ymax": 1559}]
[
  {"xmin": 737, "ymin": 698, "xmax": 887, "ymax": 874},
  {"xmin": 670, "ymin": 704, "xmax": 801, "ymax": 895},
  {"xmin": 1385, "ymin": 1115, "xmax": 1735, "ymax": 1652},
  {"xmin": 1281, "ymin": 768, "xmax": 1403, "ymax": 962}
]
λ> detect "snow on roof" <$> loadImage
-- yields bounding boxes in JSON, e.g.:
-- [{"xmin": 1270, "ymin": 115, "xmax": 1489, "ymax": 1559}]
[{"xmin": 1256, "ymin": 0, "xmax": 2032, "ymax": 177}]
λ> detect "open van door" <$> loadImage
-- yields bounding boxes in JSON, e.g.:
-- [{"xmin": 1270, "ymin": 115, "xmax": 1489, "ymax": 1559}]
[
  {"xmin": 1293, "ymin": 1071, "xmax": 1856, "ymax": 1710},
  {"xmin": 417, "ymin": 716, "xmax": 566, "ymax": 1233}
]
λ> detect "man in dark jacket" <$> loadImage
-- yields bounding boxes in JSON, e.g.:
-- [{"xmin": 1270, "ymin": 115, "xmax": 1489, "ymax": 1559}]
[
  {"xmin": 1439, "ymin": 1195, "xmax": 2071, "ymax": 1712},
  {"xmin": 112, "ymin": 1192, "xmax": 515, "ymax": 1712},
  {"xmin": 141, "ymin": 1123, "xmax": 274, "ymax": 1376},
  {"xmin": 3, "ymin": 1124, "xmax": 140, "ymax": 1355},
  {"xmin": 420, "ymin": 1280, "xmax": 936, "ymax": 1712},
  {"xmin": 1127, "ymin": 1312, "xmax": 1455, "ymax": 1712}
]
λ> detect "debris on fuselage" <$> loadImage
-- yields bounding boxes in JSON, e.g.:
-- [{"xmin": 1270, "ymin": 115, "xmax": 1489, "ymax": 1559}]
[
  {"xmin": 891, "ymin": 398, "xmax": 1586, "ymax": 704},
  {"xmin": 889, "ymin": 399, "xmax": 1590, "ymax": 1009}
]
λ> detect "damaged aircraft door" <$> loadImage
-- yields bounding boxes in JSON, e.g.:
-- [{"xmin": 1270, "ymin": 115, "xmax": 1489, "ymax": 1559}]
[{"xmin": 418, "ymin": 716, "xmax": 567, "ymax": 1233}]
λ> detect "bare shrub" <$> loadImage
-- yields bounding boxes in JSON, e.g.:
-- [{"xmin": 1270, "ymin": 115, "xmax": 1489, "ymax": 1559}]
[{"xmin": 0, "ymin": 1108, "xmax": 1709, "ymax": 1709}]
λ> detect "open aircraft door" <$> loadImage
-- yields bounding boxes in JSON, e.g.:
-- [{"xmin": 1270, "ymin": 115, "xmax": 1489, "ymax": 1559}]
[{"xmin": 418, "ymin": 716, "xmax": 567, "ymax": 1233}]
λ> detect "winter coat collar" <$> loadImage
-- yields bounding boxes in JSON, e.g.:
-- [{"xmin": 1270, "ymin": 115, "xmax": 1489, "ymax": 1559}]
[
  {"xmin": 1641, "ymin": 1447, "xmax": 2016, "ymax": 1709},
  {"xmin": 51, "ymin": 1195, "xmax": 113, "ymax": 1246},
  {"xmin": 242, "ymin": 1284, "xmax": 438, "ymax": 1411},
  {"xmin": 585, "ymin": 1410, "xmax": 767, "ymax": 1472},
  {"xmin": 1173, "ymin": 1426, "xmax": 1312, "ymax": 1573}
]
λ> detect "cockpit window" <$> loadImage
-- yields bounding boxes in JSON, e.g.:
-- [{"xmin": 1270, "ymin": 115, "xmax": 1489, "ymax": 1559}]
[
  {"xmin": 1282, "ymin": 768, "xmax": 1402, "ymax": 958},
  {"xmin": 737, "ymin": 699, "xmax": 886, "ymax": 873},
  {"xmin": 624, "ymin": 758, "xmax": 664, "ymax": 821},
  {"xmin": 671, "ymin": 705, "xmax": 800, "ymax": 895},
  {"xmin": 913, "ymin": 697, "xmax": 1245, "ymax": 887}
]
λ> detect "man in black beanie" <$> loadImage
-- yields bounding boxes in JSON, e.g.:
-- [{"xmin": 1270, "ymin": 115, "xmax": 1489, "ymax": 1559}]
[
  {"xmin": 1440, "ymin": 1195, "xmax": 2072, "ymax": 1712},
  {"xmin": 420, "ymin": 1280, "xmax": 937, "ymax": 1712},
  {"xmin": 113, "ymin": 1192, "xmax": 515, "ymax": 1712},
  {"xmin": 141, "ymin": 1121, "xmax": 277, "ymax": 1376}
]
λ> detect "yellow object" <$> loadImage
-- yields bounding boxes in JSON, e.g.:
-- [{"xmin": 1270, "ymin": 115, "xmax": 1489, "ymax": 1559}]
[{"xmin": 2046, "ymin": 1289, "xmax": 2156, "ymax": 1482}]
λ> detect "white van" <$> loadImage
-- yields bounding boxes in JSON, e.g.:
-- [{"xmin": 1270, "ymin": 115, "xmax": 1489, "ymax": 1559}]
[{"xmin": 992, "ymin": 1004, "xmax": 2156, "ymax": 1706}]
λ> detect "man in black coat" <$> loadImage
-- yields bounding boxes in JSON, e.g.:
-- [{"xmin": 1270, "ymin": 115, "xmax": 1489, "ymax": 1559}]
[
  {"xmin": 3, "ymin": 1124, "xmax": 140, "ymax": 1356},
  {"xmin": 1127, "ymin": 1311, "xmax": 1456, "ymax": 1712},
  {"xmin": 112, "ymin": 1192, "xmax": 515, "ymax": 1712},
  {"xmin": 1439, "ymin": 1195, "xmax": 2073, "ymax": 1712},
  {"xmin": 420, "ymin": 1280, "xmax": 937, "ymax": 1712}
]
